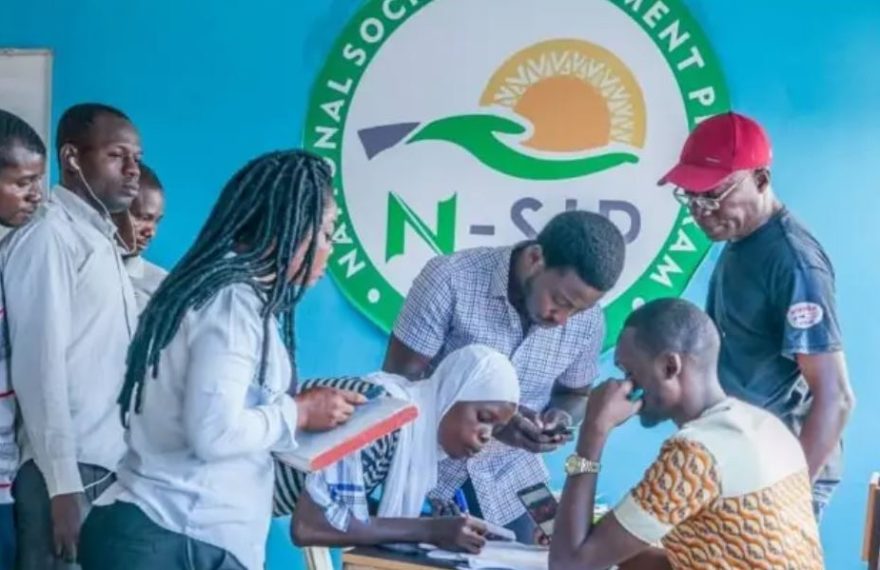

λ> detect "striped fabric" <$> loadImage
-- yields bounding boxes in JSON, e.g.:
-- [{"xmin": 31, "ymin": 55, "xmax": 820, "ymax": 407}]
[{"xmin": 273, "ymin": 376, "xmax": 399, "ymax": 517}]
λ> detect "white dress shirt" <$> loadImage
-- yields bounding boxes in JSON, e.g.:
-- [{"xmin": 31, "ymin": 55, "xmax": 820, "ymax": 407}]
[
  {"xmin": 0, "ymin": 187, "xmax": 137, "ymax": 497},
  {"xmin": 0, "ymin": 265, "xmax": 16, "ymax": 503},
  {"xmin": 98, "ymin": 282, "xmax": 299, "ymax": 569},
  {"xmin": 123, "ymin": 255, "xmax": 168, "ymax": 312}
]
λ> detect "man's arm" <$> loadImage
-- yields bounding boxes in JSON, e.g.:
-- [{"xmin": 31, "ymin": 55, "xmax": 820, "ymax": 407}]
[
  {"xmin": 5, "ymin": 229, "xmax": 80, "ymax": 497},
  {"xmin": 548, "ymin": 385, "xmax": 590, "ymax": 425},
  {"xmin": 550, "ymin": 381, "xmax": 651, "ymax": 570},
  {"xmin": 551, "ymin": 380, "xmax": 720, "ymax": 570},
  {"xmin": 4, "ymin": 227, "xmax": 83, "ymax": 562},
  {"xmin": 382, "ymin": 335, "xmax": 433, "ymax": 380},
  {"xmin": 796, "ymin": 351, "xmax": 854, "ymax": 480},
  {"xmin": 383, "ymin": 256, "xmax": 454, "ymax": 379},
  {"xmin": 772, "ymin": 262, "xmax": 853, "ymax": 480},
  {"xmin": 618, "ymin": 549, "xmax": 673, "ymax": 570}
]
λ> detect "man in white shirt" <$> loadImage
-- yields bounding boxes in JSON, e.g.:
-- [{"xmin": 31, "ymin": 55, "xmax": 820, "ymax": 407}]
[
  {"xmin": 0, "ymin": 108, "xmax": 47, "ymax": 570},
  {"xmin": 113, "ymin": 163, "xmax": 167, "ymax": 311},
  {"xmin": 0, "ymin": 103, "xmax": 141, "ymax": 569}
]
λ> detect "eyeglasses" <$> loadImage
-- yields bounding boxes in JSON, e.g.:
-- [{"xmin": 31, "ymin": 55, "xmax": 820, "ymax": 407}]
[{"xmin": 672, "ymin": 176, "xmax": 746, "ymax": 212}]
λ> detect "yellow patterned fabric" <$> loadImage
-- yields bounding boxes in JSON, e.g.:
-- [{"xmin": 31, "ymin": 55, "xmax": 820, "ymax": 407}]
[
  {"xmin": 631, "ymin": 439, "xmax": 721, "ymax": 526},
  {"xmin": 614, "ymin": 398, "xmax": 824, "ymax": 569}
]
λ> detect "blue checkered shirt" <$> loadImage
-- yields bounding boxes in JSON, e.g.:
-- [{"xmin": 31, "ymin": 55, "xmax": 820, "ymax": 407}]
[{"xmin": 393, "ymin": 246, "xmax": 604, "ymax": 525}]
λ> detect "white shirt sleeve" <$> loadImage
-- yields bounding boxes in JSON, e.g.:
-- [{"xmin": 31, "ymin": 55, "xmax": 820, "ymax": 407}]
[
  {"xmin": 5, "ymin": 225, "xmax": 82, "ymax": 496},
  {"xmin": 182, "ymin": 291, "xmax": 298, "ymax": 461}
]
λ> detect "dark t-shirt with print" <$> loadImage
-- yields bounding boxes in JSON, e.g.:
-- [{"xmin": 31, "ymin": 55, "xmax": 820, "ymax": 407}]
[{"xmin": 707, "ymin": 208, "xmax": 843, "ymax": 479}]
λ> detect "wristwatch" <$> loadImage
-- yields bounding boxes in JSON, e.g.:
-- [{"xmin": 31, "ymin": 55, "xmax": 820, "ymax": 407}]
[{"xmin": 564, "ymin": 453, "xmax": 601, "ymax": 476}]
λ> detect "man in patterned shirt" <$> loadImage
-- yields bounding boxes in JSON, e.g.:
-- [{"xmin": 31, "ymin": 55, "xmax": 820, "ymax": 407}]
[
  {"xmin": 384, "ymin": 211, "xmax": 626, "ymax": 541},
  {"xmin": 550, "ymin": 298, "xmax": 823, "ymax": 570}
]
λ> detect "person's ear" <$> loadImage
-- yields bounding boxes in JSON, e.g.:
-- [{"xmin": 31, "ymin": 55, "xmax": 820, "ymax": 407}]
[
  {"xmin": 662, "ymin": 352, "xmax": 683, "ymax": 380},
  {"xmin": 60, "ymin": 144, "xmax": 81, "ymax": 174},
  {"xmin": 754, "ymin": 168, "xmax": 771, "ymax": 192},
  {"xmin": 526, "ymin": 244, "xmax": 545, "ymax": 273}
]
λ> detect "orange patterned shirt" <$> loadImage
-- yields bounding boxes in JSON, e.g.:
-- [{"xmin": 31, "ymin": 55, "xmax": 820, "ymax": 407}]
[{"xmin": 614, "ymin": 398, "xmax": 824, "ymax": 569}]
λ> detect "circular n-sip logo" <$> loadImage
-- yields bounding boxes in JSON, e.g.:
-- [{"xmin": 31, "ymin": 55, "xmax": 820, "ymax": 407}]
[{"xmin": 306, "ymin": 0, "xmax": 729, "ymax": 349}]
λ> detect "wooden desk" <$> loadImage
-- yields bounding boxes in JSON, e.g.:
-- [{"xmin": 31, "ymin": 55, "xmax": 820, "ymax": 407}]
[{"xmin": 342, "ymin": 547, "xmax": 460, "ymax": 570}]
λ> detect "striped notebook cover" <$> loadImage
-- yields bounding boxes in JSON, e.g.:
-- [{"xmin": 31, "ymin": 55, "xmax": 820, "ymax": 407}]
[{"xmin": 275, "ymin": 397, "xmax": 419, "ymax": 472}]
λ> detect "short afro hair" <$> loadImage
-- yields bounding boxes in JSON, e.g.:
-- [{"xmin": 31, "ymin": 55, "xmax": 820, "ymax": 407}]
[
  {"xmin": 0, "ymin": 108, "xmax": 46, "ymax": 170},
  {"xmin": 56, "ymin": 103, "xmax": 130, "ymax": 157},
  {"xmin": 138, "ymin": 163, "xmax": 163, "ymax": 193},
  {"xmin": 623, "ymin": 298, "xmax": 719, "ymax": 360},
  {"xmin": 537, "ymin": 211, "xmax": 625, "ymax": 292}
]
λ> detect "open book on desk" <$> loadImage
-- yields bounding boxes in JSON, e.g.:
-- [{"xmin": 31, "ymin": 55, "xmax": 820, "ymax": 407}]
[{"xmin": 275, "ymin": 396, "xmax": 418, "ymax": 472}]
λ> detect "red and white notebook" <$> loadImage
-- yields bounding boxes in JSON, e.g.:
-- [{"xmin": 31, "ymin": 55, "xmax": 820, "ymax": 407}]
[{"xmin": 275, "ymin": 397, "xmax": 419, "ymax": 472}]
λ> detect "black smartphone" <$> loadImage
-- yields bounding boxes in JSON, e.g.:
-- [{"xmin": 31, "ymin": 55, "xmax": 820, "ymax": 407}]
[{"xmin": 517, "ymin": 482, "xmax": 559, "ymax": 537}]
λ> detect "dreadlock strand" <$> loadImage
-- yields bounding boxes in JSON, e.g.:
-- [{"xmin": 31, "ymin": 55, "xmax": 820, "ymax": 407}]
[
  {"xmin": 119, "ymin": 150, "xmax": 332, "ymax": 422},
  {"xmin": 264, "ymin": 163, "xmax": 308, "ymax": 315},
  {"xmin": 178, "ymin": 157, "xmax": 278, "ymax": 270}
]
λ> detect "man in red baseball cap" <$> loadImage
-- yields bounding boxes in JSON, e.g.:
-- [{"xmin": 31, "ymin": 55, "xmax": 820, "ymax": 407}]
[{"xmin": 659, "ymin": 111, "xmax": 855, "ymax": 521}]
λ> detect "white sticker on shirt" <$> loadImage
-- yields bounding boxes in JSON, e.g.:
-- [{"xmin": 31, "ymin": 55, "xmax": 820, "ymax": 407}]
[{"xmin": 787, "ymin": 302, "xmax": 824, "ymax": 329}]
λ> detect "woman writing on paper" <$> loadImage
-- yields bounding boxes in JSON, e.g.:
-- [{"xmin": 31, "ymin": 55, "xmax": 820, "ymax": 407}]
[
  {"xmin": 80, "ymin": 150, "xmax": 363, "ymax": 570},
  {"xmin": 275, "ymin": 345, "xmax": 521, "ymax": 553}
]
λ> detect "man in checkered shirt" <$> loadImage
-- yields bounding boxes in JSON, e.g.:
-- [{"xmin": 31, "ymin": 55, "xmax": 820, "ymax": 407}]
[{"xmin": 384, "ymin": 211, "xmax": 626, "ymax": 541}]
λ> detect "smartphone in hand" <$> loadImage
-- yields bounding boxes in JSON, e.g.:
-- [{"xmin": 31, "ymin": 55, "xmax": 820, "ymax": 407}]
[{"xmin": 517, "ymin": 482, "xmax": 559, "ymax": 538}]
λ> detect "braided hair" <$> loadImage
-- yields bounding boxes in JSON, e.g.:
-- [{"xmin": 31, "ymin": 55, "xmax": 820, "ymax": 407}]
[
  {"xmin": 0, "ymin": 108, "xmax": 46, "ymax": 169},
  {"xmin": 118, "ymin": 149, "xmax": 332, "ymax": 425}
]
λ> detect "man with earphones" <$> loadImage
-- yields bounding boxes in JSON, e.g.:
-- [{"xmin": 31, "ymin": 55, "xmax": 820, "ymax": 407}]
[{"xmin": 0, "ymin": 103, "xmax": 140, "ymax": 569}]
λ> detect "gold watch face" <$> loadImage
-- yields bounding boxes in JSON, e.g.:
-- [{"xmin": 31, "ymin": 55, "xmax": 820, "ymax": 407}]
[{"xmin": 565, "ymin": 454, "xmax": 582, "ymax": 474}]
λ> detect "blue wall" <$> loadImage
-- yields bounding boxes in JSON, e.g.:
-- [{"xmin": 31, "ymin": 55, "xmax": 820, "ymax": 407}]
[{"xmin": 3, "ymin": 1, "xmax": 878, "ymax": 568}]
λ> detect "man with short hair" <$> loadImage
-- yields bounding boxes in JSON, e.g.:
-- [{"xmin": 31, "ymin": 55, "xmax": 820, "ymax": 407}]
[
  {"xmin": 0, "ymin": 108, "xmax": 47, "ymax": 570},
  {"xmin": 0, "ymin": 109, "xmax": 45, "ymax": 234},
  {"xmin": 0, "ymin": 103, "xmax": 141, "ymax": 569},
  {"xmin": 658, "ymin": 111, "xmax": 854, "ymax": 519},
  {"xmin": 113, "ymin": 162, "xmax": 167, "ymax": 311},
  {"xmin": 549, "ymin": 298, "xmax": 824, "ymax": 570},
  {"xmin": 384, "ymin": 211, "xmax": 626, "ymax": 540}
]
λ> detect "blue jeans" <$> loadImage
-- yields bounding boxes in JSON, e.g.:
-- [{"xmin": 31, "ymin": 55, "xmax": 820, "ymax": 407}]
[
  {"xmin": 812, "ymin": 479, "xmax": 838, "ymax": 523},
  {"xmin": 80, "ymin": 502, "xmax": 245, "ymax": 570},
  {"xmin": 1, "ymin": 503, "xmax": 14, "ymax": 570}
]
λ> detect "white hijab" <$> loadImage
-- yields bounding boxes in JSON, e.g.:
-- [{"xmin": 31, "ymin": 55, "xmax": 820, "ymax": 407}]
[{"xmin": 306, "ymin": 344, "xmax": 520, "ymax": 523}]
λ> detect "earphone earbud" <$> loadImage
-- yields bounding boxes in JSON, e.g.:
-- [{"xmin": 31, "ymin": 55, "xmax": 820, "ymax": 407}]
[{"xmin": 69, "ymin": 156, "xmax": 81, "ymax": 173}]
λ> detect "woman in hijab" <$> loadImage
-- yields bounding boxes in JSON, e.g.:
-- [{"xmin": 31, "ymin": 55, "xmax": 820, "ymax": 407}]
[{"xmin": 275, "ymin": 344, "xmax": 521, "ymax": 553}]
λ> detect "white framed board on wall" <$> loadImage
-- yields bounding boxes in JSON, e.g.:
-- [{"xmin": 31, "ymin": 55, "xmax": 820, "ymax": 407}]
[{"xmin": 0, "ymin": 48, "xmax": 52, "ymax": 239}]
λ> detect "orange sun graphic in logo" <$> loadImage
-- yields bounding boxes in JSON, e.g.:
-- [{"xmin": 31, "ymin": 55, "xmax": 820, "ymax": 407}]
[{"xmin": 480, "ymin": 39, "xmax": 648, "ymax": 153}]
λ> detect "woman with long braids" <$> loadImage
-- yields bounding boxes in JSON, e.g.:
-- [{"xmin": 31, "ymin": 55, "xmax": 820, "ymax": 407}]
[{"xmin": 79, "ymin": 149, "xmax": 364, "ymax": 570}]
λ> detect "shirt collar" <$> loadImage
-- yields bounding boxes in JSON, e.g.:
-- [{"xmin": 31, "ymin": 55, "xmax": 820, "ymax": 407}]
[
  {"xmin": 690, "ymin": 397, "xmax": 736, "ymax": 424},
  {"xmin": 125, "ymin": 255, "xmax": 145, "ymax": 278},
  {"xmin": 52, "ymin": 185, "xmax": 118, "ymax": 238}
]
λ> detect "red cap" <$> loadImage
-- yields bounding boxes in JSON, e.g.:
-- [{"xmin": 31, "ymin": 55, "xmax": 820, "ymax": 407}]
[{"xmin": 658, "ymin": 112, "xmax": 772, "ymax": 193}]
